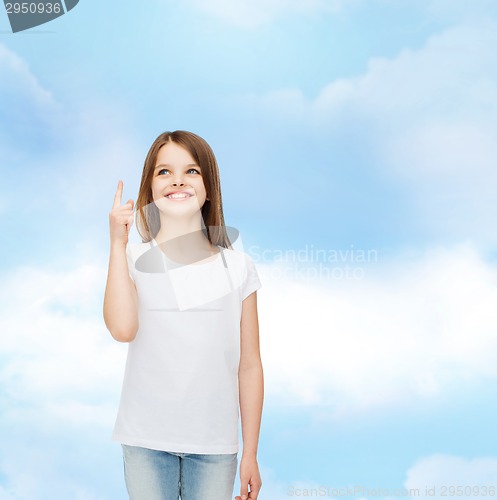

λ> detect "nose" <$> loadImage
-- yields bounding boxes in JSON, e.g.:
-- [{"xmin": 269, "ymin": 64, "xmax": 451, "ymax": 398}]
[{"xmin": 171, "ymin": 174, "xmax": 185, "ymax": 187}]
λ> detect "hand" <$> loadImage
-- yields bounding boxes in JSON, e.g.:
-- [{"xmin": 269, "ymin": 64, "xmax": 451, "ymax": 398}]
[
  {"xmin": 234, "ymin": 455, "xmax": 262, "ymax": 500},
  {"xmin": 109, "ymin": 180, "xmax": 134, "ymax": 246}
]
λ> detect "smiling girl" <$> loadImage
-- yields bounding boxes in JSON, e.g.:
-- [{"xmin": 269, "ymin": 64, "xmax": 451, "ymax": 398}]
[{"xmin": 103, "ymin": 130, "xmax": 263, "ymax": 500}]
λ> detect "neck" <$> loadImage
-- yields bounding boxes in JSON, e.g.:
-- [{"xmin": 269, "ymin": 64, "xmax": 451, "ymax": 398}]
[
  {"xmin": 154, "ymin": 212, "xmax": 215, "ymax": 263},
  {"xmin": 155, "ymin": 212, "xmax": 205, "ymax": 243}
]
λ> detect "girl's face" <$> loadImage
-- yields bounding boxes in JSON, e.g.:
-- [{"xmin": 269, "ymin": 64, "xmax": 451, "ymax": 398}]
[{"xmin": 151, "ymin": 141, "xmax": 208, "ymax": 215}]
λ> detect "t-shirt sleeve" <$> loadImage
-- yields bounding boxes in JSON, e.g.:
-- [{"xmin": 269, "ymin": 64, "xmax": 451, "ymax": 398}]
[
  {"xmin": 242, "ymin": 253, "xmax": 262, "ymax": 301},
  {"xmin": 126, "ymin": 243, "xmax": 136, "ymax": 284}
]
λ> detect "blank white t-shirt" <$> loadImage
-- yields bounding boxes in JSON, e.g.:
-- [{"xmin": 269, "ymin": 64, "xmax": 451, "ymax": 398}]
[{"xmin": 112, "ymin": 238, "xmax": 262, "ymax": 454}]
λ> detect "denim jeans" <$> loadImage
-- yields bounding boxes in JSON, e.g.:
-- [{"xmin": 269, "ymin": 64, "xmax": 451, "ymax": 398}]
[{"xmin": 121, "ymin": 444, "xmax": 238, "ymax": 500}]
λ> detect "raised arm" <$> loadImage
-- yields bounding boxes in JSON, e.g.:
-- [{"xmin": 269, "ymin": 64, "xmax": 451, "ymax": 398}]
[{"xmin": 103, "ymin": 180, "xmax": 139, "ymax": 343}]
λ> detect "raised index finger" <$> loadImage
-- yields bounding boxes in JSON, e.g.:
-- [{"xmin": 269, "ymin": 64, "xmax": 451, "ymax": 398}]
[{"xmin": 113, "ymin": 180, "xmax": 123, "ymax": 209}]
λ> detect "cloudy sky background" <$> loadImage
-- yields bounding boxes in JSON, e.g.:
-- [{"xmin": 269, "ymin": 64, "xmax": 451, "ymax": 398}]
[{"xmin": 1, "ymin": 0, "xmax": 497, "ymax": 498}]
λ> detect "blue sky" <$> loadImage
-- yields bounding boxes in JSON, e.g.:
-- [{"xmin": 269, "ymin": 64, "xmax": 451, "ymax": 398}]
[{"xmin": 1, "ymin": 0, "xmax": 497, "ymax": 498}]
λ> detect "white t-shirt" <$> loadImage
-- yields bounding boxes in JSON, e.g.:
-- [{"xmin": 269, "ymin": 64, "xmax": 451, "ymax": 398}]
[{"xmin": 112, "ymin": 238, "xmax": 262, "ymax": 454}]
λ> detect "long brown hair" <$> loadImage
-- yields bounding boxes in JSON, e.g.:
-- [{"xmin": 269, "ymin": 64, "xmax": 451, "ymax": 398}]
[{"xmin": 135, "ymin": 130, "xmax": 232, "ymax": 249}]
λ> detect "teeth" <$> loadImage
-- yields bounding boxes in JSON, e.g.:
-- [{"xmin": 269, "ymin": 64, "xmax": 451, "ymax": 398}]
[{"xmin": 167, "ymin": 193, "xmax": 190, "ymax": 199}]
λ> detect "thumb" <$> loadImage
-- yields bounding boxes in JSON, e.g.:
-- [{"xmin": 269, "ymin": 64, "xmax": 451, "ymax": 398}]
[{"xmin": 127, "ymin": 199, "xmax": 134, "ymax": 210}]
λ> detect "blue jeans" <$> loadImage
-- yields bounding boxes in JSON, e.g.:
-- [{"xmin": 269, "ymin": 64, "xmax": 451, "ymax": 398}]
[{"xmin": 121, "ymin": 444, "xmax": 238, "ymax": 500}]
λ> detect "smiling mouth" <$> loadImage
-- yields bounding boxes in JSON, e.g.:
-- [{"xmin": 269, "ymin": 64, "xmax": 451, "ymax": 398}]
[{"xmin": 166, "ymin": 193, "xmax": 193, "ymax": 200}]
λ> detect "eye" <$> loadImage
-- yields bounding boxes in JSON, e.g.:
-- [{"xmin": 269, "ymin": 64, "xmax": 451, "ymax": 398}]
[{"xmin": 157, "ymin": 168, "xmax": 200, "ymax": 175}]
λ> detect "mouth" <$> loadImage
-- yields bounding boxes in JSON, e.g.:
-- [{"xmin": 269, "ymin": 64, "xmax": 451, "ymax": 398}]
[{"xmin": 165, "ymin": 192, "xmax": 194, "ymax": 200}]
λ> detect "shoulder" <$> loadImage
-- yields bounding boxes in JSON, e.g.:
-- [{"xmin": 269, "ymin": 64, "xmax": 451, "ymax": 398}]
[
  {"xmin": 127, "ymin": 240, "xmax": 153, "ymax": 261},
  {"xmin": 220, "ymin": 247, "xmax": 260, "ymax": 284},
  {"xmin": 220, "ymin": 246, "xmax": 256, "ymax": 267}
]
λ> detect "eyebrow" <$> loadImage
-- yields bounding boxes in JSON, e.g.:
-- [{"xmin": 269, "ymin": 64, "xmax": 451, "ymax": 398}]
[{"xmin": 154, "ymin": 163, "xmax": 200, "ymax": 171}]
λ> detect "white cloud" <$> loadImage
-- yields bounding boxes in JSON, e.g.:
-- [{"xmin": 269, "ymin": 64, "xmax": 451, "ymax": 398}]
[
  {"xmin": 257, "ymin": 452, "xmax": 497, "ymax": 500},
  {"xmin": 0, "ymin": 263, "xmax": 126, "ymax": 428},
  {"xmin": 249, "ymin": 21, "xmax": 497, "ymax": 138},
  {"xmin": 1, "ymin": 241, "xmax": 497, "ymax": 493},
  {"xmin": 0, "ymin": 43, "xmax": 61, "ymax": 163},
  {"xmin": 0, "ymin": 43, "xmax": 53, "ymax": 107},
  {"xmin": 239, "ymin": 20, "xmax": 497, "ymax": 246},
  {"xmin": 0, "ymin": 260, "xmax": 128, "ymax": 499},
  {"xmin": 0, "ymin": 42, "xmax": 146, "ymax": 500},
  {"xmin": 0, "ymin": 43, "xmax": 143, "ymax": 231},
  {"xmin": 2, "ymin": 20, "xmax": 497, "ymax": 496},
  {"xmin": 255, "ymin": 241, "xmax": 497, "ymax": 419},
  {"xmin": 404, "ymin": 453, "xmax": 497, "ymax": 498},
  {"xmin": 0, "ymin": 442, "xmax": 115, "ymax": 500}
]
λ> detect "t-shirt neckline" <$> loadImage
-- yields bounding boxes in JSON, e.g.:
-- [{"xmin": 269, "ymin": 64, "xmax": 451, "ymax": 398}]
[{"xmin": 151, "ymin": 238, "xmax": 223, "ymax": 267}]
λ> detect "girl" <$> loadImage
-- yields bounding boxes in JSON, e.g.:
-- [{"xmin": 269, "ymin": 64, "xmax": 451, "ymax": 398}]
[{"xmin": 103, "ymin": 130, "xmax": 263, "ymax": 500}]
